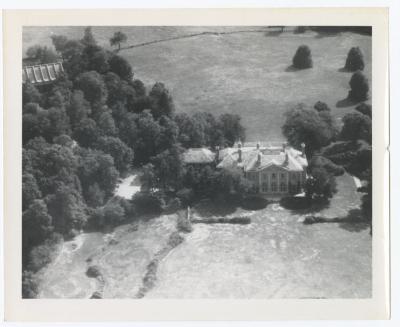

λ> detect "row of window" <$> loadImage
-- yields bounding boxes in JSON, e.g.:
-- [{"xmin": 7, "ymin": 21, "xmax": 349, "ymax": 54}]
[
  {"xmin": 261, "ymin": 182, "xmax": 287, "ymax": 193},
  {"xmin": 247, "ymin": 172, "xmax": 288, "ymax": 181}
]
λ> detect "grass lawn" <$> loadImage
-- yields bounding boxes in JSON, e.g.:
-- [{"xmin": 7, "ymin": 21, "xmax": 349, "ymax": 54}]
[
  {"xmin": 147, "ymin": 173, "xmax": 371, "ymax": 298},
  {"xmin": 37, "ymin": 173, "xmax": 371, "ymax": 298},
  {"xmin": 23, "ymin": 26, "xmax": 371, "ymax": 141}
]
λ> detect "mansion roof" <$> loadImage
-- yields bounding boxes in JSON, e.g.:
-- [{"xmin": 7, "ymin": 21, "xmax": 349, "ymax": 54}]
[
  {"xmin": 183, "ymin": 148, "xmax": 216, "ymax": 164},
  {"xmin": 22, "ymin": 62, "xmax": 64, "ymax": 85},
  {"xmin": 217, "ymin": 145, "xmax": 307, "ymax": 172}
]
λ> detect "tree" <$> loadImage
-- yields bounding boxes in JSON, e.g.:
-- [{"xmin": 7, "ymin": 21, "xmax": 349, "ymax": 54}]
[
  {"xmin": 149, "ymin": 82, "xmax": 174, "ymax": 118},
  {"xmin": 340, "ymin": 111, "xmax": 372, "ymax": 144},
  {"xmin": 218, "ymin": 113, "xmax": 246, "ymax": 146},
  {"xmin": 46, "ymin": 183, "xmax": 88, "ymax": 234},
  {"xmin": 97, "ymin": 111, "xmax": 118, "ymax": 136},
  {"xmin": 67, "ymin": 90, "xmax": 91, "ymax": 127},
  {"xmin": 52, "ymin": 39, "xmax": 86, "ymax": 78},
  {"xmin": 89, "ymin": 50, "xmax": 110, "ymax": 74},
  {"xmin": 75, "ymin": 71, "xmax": 108, "ymax": 104},
  {"xmin": 22, "ymin": 173, "xmax": 42, "ymax": 211},
  {"xmin": 73, "ymin": 118, "xmax": 100, "ymax": 148},
  {"xmin": 26, "ymin": 45, "xmax": 58, "ymax": 64},
  {"xmin": 109, "ymin": 54, "xmax": 133, "ymax": 81},
  {"xmin": 77, "ymin": 148, "xmax": 119, "ymax": 198},
  {"xmin": 348, "ymin": 71, "xmax": 369, "ymax": 102},
  {"xmin": 151, "ymin": 144, "xmax": 185, "ymax": 190},
  {"xmin": 95, "ymin": 136, "xmax": 133, "ymax": 172},
  {"xmin": 292, "ymin": 45, "xmax": 313, "ymax": 69},
  {"xmin": 81, "ymin": 27, "xmax": 97, "ymax": 47},
  {"xmin": 156, "ymin": 115, "xmax": 179, "ymax": 152},
  {"xmin": 133, "ymin": 110, "xmax": 161, "ymax": 164},
  {"xmin": 141, "ymin": 163, "xmax": 157, "ymax": 192},
  {"xmin": 282, "ymin": 104, "xmax": 337, "ymax": 157},
  {"xmin": 85, "ymin": 182, "xmax": 105, "ymax": 208},
  {"xmin": 355, "ymin": 102, "xmax": 372, "ymax": 118},
  {"xmin": 305, "ymin": 167, "xmax": 337, "ymax": 200},
  {"xmin": 175, "ymin": 113, "xmax": 207, "ymax": 148},
  {"xmin": 313, "ymin": 101, "xmax": 331, "ymax": 112},
  {"xmin": 345, "ymin": 47, "xmax": 365, "ymax": 71},
  {"xmin": 308, "ymin": 155, "xmax": 344, "ymax": 176},
  {"xmin": 23, "ymin": 83, "xmax": 42, "ymax": 105},
  {"xmin": 110, "ymin": 31, "xmax": 128, "ymax": 51},
  {"xmin": 23, "ymin": 200, "xmax": 53, "ymax": 249},
  {"xmin": 320, "ymin": 140, "xmax": 372, "ymax": 179}
]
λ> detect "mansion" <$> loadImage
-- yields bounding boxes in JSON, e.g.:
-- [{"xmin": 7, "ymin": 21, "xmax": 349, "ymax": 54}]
[{"xmin": 183, "ymin": 141, "xmax": 308, "ymax": 197}]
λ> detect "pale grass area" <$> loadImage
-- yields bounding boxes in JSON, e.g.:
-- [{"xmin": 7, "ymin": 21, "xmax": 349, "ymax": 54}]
[
  {"xmin": 147, "ymin": 173, "xmax": 371, "ymax": 299},
  {"xmin": 114, "ymin": 173, "xmax": 142, "ymax": 199},
  {"xmin": 37, "ymin": 173, "xmax": 371, "ymax": 299},
  {"xmin": 23, "ymin": 27, "xmax": 371, "ymax": 141}
]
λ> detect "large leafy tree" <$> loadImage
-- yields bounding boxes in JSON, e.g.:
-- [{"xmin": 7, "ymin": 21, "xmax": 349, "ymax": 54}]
[
  {"xmin": 348, "ymin": 71, "xmax": 369, "ymax": 102},
  {"xmin": 292, "ymin": 45, "xmax": 313, "ymax": 69},
  {"xmin": 109, "ymin": 54, "xmax": 133, "ymax": 81},
  {"xmin": 218, "ymin": 113, "xmax": 246, "ymax": 146},
  {"xmin": 340, "ymin": 111, "xmax": 372, "ymax": 144},
  {"xmin": 345, "ymin": 47, "xmax": 365, "ymax": 71},
  {"xmin": 23, "ymin": 200, "xmax": 53, "ymax": 249},
  {"xmin": 109, "ymin": 31, "xmax": 128, "ymax": 51},
  {"xmin": 95, "ymin": 136, "xmax": 133, "ymax": 172},
  {"xmin": 149, "ymin": 82, "xmax": 175, "ymax": 119},
  {"xmin": 75, "ymin": 71, "xmax": 108, "ymax": 104},
  {"xmin": 282, "ymin": 104, "xmax": 337, "ymax": 157}
]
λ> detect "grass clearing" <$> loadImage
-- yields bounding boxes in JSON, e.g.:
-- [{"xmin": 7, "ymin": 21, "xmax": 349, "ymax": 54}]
[{"xmin": 23, "ymin": 27, "xmax": 371, "ymax": 141}]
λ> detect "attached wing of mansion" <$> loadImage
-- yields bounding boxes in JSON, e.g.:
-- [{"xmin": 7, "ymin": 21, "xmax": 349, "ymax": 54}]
[{"xmin": 183, "ymin": 141, "xmax": 308, "ymax": 197}]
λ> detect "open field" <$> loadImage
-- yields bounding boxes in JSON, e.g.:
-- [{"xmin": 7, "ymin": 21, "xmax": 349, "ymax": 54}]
[
  {"xmin": 23, "ymin": 26, "xmax": 372, "ymax": 141},
  {"xmin": 37, "ymin": 173, "xmax": 371, "ymax": 298}
]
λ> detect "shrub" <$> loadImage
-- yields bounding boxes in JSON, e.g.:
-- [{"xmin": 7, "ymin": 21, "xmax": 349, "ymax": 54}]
[
  {"xmin": 292, "ymin": 45, "xmax": 313, "ymax": 69},
  {"xmin": 164, "ymin": 197, "xmax": 182, "ymax": 214},
  {"xmin": 131, "ymin": 191, "xmax": 164, "ymax": 215},
  {"xmin": 86, "ymin": 265, "xmax": 102, "ymax": 278},
  {"xmin": 313, "ymin": 101, "xmax": 330, "ymax": 112},
  {"xmin": 355, "ymin": 103, "xmax": 372, "ymax": 118},
  {"xmin": 309, "ymin": 155, "xmax": 345, "ymax": 176},
  {"xmin": 305, "ymin": 167, "xmax": 337, "ymax": 200},
  {"xmin": 345, "ymin": 47, "xmax": 365, "ymax": 71},
  {"xmin": 340, "ymin": 111, "xmax": 372, "ymax": 144},
  {"xmin": 348, "ymin": 71, "xmax": 369, "ymax": 102}
]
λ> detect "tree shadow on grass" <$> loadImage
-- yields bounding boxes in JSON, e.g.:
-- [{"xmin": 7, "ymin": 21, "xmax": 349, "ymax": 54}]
[
  {"xmin": 338, "ymin": 67, "xmax": 352, "ymax": 73},
  {"xmin": 193, "ymin": 198, "xmax": 237, "ymax": 218},
  {"xmin": 338, "ymin": 208, "xmax": 370, "ymax": 233},
  {"xmin": 280, "ymin": 196, "xmax": 330, "ymax": 215},
  {"xmin": 285, "ymin": 65, "xmax": 301, "ymax": 72},
  {"xmin": 302, "ymin": 208, "xmax": 371, "ymax": 233},
  {"xmin": 240, "ymin": 196, "xmax": 270, "ymax": 211},
  {"xmin": 336, "ymin": 97, "xmax": 357, "ymax": 108}
]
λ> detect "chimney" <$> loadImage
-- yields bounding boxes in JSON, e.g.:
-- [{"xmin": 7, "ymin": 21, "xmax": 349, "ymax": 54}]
[
  {"xmin": 256, "ymin": 141, "xmax": 260, "ymax": 150},
  {"xmin": 257, "ymin": 152, "xmax": 261, "ymax": 165},
  {"xmin": 301, "ymin": 143, "xmax": 306, "ymax": 157},
  {"xmin": 282, "ymin": 142, "xmax": 287, "ymax": 152},
  {"xmin": 215, "ymin": 146, "xmax": 220, "ymax": 162},
  {"xmin": 238, "ymin": 140, "xmax": 242, "ymax": 162}
]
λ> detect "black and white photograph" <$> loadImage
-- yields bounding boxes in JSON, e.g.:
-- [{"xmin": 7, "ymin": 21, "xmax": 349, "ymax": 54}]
[{"xmin": 19, "ymin": 24, "xmax": 376, "ymax": 300}]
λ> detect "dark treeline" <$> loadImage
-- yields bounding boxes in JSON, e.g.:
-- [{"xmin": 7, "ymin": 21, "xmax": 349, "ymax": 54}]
[{"xmin": 22, "ymin": 27, "xmax": 245, "ymax": 297}]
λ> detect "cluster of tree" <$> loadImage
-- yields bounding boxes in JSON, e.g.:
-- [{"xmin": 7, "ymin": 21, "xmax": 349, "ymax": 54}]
[
  {"xmin": 22, "ymin": 27, "xmax": 246, "ymax": 297},
  {"xmin": 290, "ymin": 45, "xmax": 369, "ymax": 103},
  {"xmin": 283, "ymin": 100, "xmax": 372, "ymax": 207}
]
